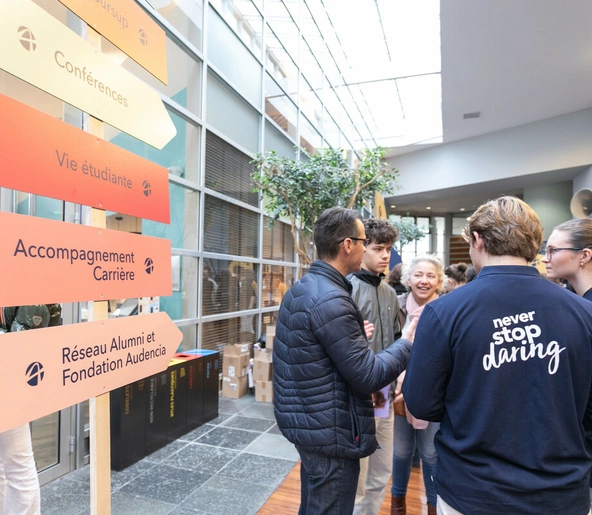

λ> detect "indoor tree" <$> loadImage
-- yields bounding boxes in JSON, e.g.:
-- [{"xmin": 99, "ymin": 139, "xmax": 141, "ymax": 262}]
[
  {"xmin": 251, "ymin": 147, "xmax": 399, "ymax": 270},
  {"xmin": 391, "ymin": 218, "xmax": 428, "ymax": 253}
]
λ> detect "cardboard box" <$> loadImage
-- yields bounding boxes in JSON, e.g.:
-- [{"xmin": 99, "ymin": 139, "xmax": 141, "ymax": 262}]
[
  {"xmin": 255, "ymin": 380, "xmax": 274, "ymax": 403},
  {"xmin": 266, "ymin": 325, "xmax": 276, "ymax": 351},
  {"xmin": 253, "ymin": 349, "xmax": 273, "ymax": 382},
  {"xmin": 223, "ymin": 354, "xmax": 250, "ymax": 378},
  {"xmin": 224, "ymin": 343, "xmax": 250, "ymax": 356},
  {"xmin": 222, "ymin": 375, "xmax": 248, "ymax": 399}
]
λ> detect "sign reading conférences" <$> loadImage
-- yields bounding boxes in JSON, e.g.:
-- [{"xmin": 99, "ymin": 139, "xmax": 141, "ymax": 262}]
[
  {"xmin": 0, "ymin": 312, "xmax": 182, "ymax": 433},
  {"xmin": 0, "ymin": 0, "xmax": 176, "ymax": 149},
  {"xmin": 58, "ymin": 0, "xmax": 168, "ymax": 85},
  {"xmin": 0, "ymin": 94, "xmax": 170, "ymax": 224},
  {"xmin": 0, "ymin": 212, "xmax": 172, "ymax": 306}
]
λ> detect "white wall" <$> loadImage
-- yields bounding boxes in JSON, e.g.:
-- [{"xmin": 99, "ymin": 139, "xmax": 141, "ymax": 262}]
[
  {"xmin": 523, "ymin": 182, "xmax": 572, "ymax": 239},
  {"xmin": 388, "ymin": 108, "xmax": 592, "ymax": 196}
]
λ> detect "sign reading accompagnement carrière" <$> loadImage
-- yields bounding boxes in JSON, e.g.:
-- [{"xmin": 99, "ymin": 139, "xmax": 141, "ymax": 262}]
[
  {"xmin": 0, "ymin": 0, "xmax": 176, "ymax": 149},
  {"xmin": 0, "ymin": 94, "xmax": 170, "ymax": 224},
  {"xmin": 0, "ymin": 212, "xmax": 172, "ymax": 306},
  {"xmin": 57, "ymin": 0, "xmax": 168, "ymax": 85},
  {"xmin": 0, "ymin": 312, "xmax": 182, "ymax": 433}
]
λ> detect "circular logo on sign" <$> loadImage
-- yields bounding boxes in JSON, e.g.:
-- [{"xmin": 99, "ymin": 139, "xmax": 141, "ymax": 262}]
[
  {"xmin": 145, "ymin": 258, "xmax": 154, "ymax": 274},
  {"xmin": 139, "ymin": 29, "xmax": 148, "ymax": 46},
  {"xmin": 18, "ymin": 26, "xmax": 37, "ymax": 51},
  {"xmin": 26, "ymin": 362, "xmax": 44, "ymax": 386},
  {"xmin": 142, "ymin": 180, "xmax": 152, "ymax": 197}
]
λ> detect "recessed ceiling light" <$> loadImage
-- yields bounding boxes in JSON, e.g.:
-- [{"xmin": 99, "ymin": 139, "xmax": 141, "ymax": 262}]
[
  {"xmin": 426, "ymin": 206, "xmax": 431, "ymax": 210},
  {"xmin": 390, "ymin": 205, "xmax": 396, "ymax": 208},
  {"xmin": 460, "ymin": 208, "xmax": 465, "ymax": 211}
]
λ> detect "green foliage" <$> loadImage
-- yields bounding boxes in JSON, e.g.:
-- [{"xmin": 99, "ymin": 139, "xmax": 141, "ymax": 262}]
[
  {"xmin": 392, "ymin": 218, "xmax": 428, "ymax": 252},
  {"xmin": 251, "ymin": 147, "xmax": 399, "ymax": 266}
]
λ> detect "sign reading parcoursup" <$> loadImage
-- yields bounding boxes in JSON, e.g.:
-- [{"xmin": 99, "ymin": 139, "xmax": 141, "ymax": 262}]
[
  {"xmin": 0, "ymin": 212, "xmax": 172, "ymax": 306},
  {"xmin": 0, "ymin": 0, "xmax": 176, "ymax": 149},
  {"xmin": 0, "ymin": 312, "xmax": 182, "ymax": 433},
  {"xmin": 58, "ymin": 0, "xmax": 168, "ymax": 85}
]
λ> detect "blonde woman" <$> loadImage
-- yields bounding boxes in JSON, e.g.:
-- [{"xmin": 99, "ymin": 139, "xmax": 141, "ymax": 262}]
[
  {"xmin": 391, "ymin": 255, "xmax": 444, "ymax": 515},
  {"xmin": 543, "ymin": 218, "xmax": 592, "ymax": 299}
]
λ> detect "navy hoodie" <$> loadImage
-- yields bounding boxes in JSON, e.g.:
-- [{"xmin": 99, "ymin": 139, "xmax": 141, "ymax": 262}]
[{"xmin": 403, "ymin": 266, "xmax": 592, "ymax": 515}]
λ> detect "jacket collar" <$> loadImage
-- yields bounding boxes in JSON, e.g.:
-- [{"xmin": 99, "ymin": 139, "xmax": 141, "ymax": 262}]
[
  {"xmin": 476, "ymin": 265, "xmax": 540, "ymax": 278},
  {"xmin": 310, "ymin": 260, "xmax": 352, "ymax": 294},
  {"xmin": 351, "ymin": 268, "xmax": 384, "ymax": 287}
]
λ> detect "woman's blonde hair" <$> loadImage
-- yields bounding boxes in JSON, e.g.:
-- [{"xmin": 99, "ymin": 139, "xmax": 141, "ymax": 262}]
[
  {"xmin": 553, "ymin": 218, "xmax": 592, "ymax": 250},
  {"xmin": 401, "ymin": 254, "xmax": 445, "ymax": 292}
]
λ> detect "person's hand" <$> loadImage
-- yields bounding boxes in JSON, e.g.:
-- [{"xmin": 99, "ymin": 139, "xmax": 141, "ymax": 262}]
[
  {"xmin": 372, "ymin": 390, "xmax": 386, "ymax": 409},
  {"xmin": 401, "ymin": 316, "xmax": 418, "ymax": 342},
  {"xmin": 363, "ymin": 320, "xmax": 375, "ymax": 340},
  {"xmin": 393, "ymin": 371, "xmax": 406, "ymax": 405}
]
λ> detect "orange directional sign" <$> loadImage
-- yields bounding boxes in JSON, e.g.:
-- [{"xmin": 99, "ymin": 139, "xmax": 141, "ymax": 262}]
[
  {"xmin": 0, "ymin": 312, "xmax": 182, "ymax": 433},
  {"xmin": 0, "ymin": 94, "xmax": 170, "ymax": 224},
  {"xmin": 0, "ymin": 0, "xmax": 176, "ymax": 149},
  {"xmin": 58, "ymin": 0, "xmax": 168, "ymax": 85},
  {"xmin": 0, "ymin": 212, "xmax": 172, "ymax": 306}
]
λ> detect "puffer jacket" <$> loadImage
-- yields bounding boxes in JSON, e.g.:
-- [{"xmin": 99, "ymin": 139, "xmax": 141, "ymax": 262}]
[
  {"xmin": 273, "ymin": 260, "xmax": 411, "ymax": 459},
  {"xmin": 349, "ymin": 270, "xmax": 402, "ymax": 354}
]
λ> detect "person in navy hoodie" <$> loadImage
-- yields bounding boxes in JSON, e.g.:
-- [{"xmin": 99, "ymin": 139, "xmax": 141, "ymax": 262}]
[{"xmin": 403, "ymin": 196, "xmax": 592, "ymax": 515}]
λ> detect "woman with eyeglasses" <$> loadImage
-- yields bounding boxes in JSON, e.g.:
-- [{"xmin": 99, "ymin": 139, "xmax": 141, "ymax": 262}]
[
  {"xmin": 543, "ymin": 219, "xmax": 592, "ymax": 299},
  {"xmin": 543, "ymin": 218, "xmax": 592, "ymax": 505}
]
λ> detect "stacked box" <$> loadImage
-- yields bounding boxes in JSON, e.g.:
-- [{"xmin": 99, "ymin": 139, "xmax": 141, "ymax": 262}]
[
  {"xmin": 253, "ymin": 349, "xmax": 273, "ymax": 382},
  {"xmin": 266, "ymin": 325, "xmax": 276, "ymax": 351},
  {"xmin": 255, "ymin": 380, "xmax": 274, "ymax": 403},
  {"xmin": 223, "ymin": 343, "xmax": 250, "ymax": 378},
  {"xmin": 222, "ymin": 344, "xmax": 250, "ymax": 399},
  {"xmin": 254, "ymin": 348, "xmax": 273, "ymax": 403}
]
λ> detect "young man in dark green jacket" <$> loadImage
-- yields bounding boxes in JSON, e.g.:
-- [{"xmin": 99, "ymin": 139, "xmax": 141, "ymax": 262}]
[{"xmin": 349, "ymin": 218, "xmax": 401, "ymax": 515}]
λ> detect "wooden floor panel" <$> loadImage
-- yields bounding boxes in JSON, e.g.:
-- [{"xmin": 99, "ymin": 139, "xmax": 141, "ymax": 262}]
[{"xmin": 258, "ymin": 462, "xmax": 428, "ymax": 515}]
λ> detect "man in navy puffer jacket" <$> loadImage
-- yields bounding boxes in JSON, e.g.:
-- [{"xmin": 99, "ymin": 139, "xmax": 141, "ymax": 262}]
[{"xmin": 274, "ymin": 207, "xmax": 414, "ymax": 515}]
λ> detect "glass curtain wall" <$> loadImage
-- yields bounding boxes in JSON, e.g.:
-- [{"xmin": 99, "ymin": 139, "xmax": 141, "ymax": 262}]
[
  {"xmin": 1, "ymin": 0, "xmax": 395, "ymax": 376},
  {"xmin": 0, "ymin": 0, "xmax": 414, "ymax": 486},
  {"xmin": 6, "ymin": 0, "xmax": 397, "ymax": 380}
]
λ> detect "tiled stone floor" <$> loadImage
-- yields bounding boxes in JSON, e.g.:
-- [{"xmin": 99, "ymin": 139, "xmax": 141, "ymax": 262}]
[{"xmin": 40, "ymin": 394, "xmax": 299, "ymax": 514}]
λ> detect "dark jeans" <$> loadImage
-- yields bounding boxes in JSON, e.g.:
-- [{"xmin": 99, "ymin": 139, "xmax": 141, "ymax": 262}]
[{"xmin": 296, "ymin": 446, "xmax": 360, "ymax": 515}]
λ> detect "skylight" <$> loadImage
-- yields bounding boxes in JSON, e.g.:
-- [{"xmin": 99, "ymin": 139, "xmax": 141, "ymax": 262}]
[{"xmin": 311, "ymin": 0, "xmax": 442, "ymax": 149}]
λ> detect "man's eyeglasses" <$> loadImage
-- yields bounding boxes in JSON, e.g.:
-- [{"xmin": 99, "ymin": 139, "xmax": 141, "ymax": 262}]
[
  {"xmin": 543, "ymin": 247, "xmax": 584, "ymax": 259},
  {"xmin": 339, "ymin": 237, "xmax": 369, "ymax": 247}
]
